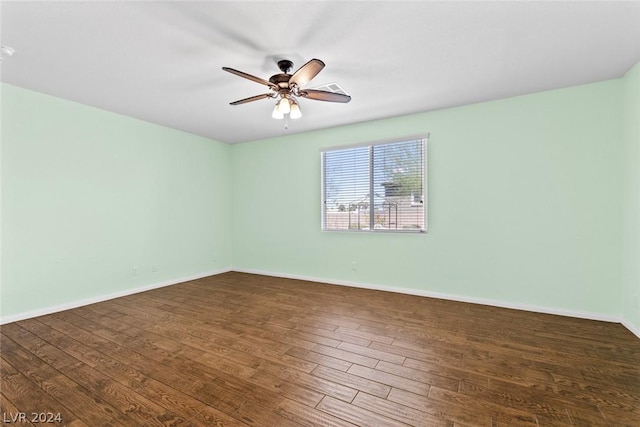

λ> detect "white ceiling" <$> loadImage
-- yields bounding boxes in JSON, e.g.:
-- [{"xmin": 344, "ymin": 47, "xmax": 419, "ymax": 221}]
[{"xmin": 2, "ymin": 1, "xmax": 639, "ymax": 144}]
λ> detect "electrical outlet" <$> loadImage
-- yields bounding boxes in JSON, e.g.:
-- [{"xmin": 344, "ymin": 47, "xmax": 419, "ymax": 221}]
[
  {"xmin": 351, "ymin": 261, "xmax": 357, "ymax": 271},
  {"xmin": 132, "ymin": 266, "xmax": 138, "ymax": 276},
  {"xmin": 152, "ymin": 265, "xmax": 157, "ymax": 273}
]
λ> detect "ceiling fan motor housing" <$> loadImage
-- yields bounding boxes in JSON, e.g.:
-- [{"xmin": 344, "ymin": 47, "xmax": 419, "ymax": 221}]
[
  {"xmin": 269, "ymin": 73, "xmax": 292, "ymax": 89},
  {"xmin": 270, "ymin": 59, "xmax": 295, "ymax": 89}
]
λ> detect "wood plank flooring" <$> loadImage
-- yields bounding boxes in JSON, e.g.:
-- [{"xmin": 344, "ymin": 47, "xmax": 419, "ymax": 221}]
[{"xmin": 1, "ymin": 272, "xmax": 639, "ymax": 426}]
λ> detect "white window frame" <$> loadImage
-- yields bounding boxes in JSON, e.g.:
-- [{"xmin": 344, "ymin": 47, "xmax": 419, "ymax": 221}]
[{"xmin": 321, "ymin": 134, "xmax": 428, "ymax": 233}]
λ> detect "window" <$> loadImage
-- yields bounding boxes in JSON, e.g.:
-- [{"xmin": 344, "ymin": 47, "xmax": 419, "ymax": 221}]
[{"xmin": 322, "ymin": 136, "xmax": 427, "ymax": 232}]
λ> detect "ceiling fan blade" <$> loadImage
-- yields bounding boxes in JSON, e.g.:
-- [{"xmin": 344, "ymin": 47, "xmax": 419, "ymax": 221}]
[
  {"xmin": 300, "ymin": 89, "xmax": 351, "ymax": 103},
  {"xmin": 289, "ymin": 59, "xmax": 325, "ymax": 87},
  {"xmin": 222, "ymin": 67, "xmax": 277, "ymax": 89},
  {"xmin": 229, "ymin": 93, "xmax": 273, "ymax": 105}
]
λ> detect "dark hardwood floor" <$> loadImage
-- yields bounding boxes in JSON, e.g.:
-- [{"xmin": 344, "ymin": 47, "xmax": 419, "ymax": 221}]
[{"xmin": 1, "ymin": 272, "xmax": 639, "ymax": 426}]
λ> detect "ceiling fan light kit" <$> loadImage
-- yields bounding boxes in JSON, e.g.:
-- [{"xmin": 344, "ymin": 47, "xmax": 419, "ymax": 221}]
[{"xmin": 223, "ymin": 58, "xmax": 350, "ymax": 124}]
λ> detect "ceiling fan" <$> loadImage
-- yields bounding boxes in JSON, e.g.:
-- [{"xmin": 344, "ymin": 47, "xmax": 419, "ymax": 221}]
[{"xmin": 222, "ymin": 58, "xmax": 351, "ymax": 120}]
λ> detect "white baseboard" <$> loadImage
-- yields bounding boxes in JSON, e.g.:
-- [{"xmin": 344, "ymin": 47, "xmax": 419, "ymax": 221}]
[
  {"xmin": 621, "ymin": 319, "xmax": 640, "ymax": 339},
  {"xmin": 233, "ymin": 268, "xmax": 623, "ymax": 324},
  {"xmin": 0, "ymin": 268, "xmax": 231, "ymax": 325}
]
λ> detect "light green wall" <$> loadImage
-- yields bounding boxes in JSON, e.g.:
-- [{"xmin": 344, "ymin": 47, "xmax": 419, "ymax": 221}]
[
  {"xmin": 1, "ymin": 84, "xmax": 232, "ymax": 320},
  {"xmin": 621, "ymin": 62, "xmax": 640, "ymax": 333},
  {"xmin": 232, "ymin": 79, "xmax": 624, "ymax": 317}
]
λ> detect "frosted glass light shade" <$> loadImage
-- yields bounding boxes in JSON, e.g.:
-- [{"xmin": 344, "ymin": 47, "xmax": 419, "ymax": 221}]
[
  {"xmin": 277, "ymin": 98, "xmax": 291, "ymax": 115},
  {"xmin": 272, "ymin": 104, "xmax": 284, "ymax": 119},
  {"xmin": 289, "ymin": 101, "xmax": 302, "ymax": 119}
]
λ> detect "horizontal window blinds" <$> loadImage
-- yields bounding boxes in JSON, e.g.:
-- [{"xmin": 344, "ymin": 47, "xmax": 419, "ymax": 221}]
[{"xmin": 322, "ymin": 137, "xmax": 426, "ymax": 232}]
